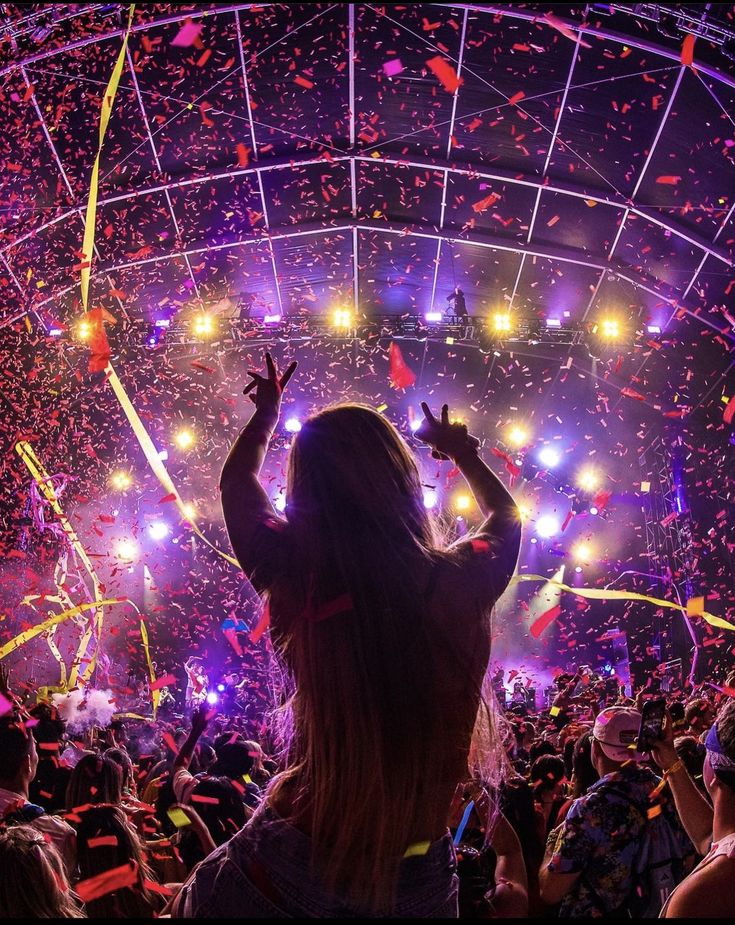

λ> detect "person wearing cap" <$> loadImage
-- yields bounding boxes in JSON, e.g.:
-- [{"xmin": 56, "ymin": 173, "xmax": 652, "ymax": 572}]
[
  {"xmin": 539, "ymin": 707, "xmax": 693, "ymax": 917},
  {"xmin": 661, "ymin": 698, "xmax": 735, "ymax": 917}
]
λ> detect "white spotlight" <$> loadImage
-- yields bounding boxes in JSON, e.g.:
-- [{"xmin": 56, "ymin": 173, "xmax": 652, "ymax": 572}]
[
  {"xmin": 284, "ymin": 417, "xmax": 302, "ymax": 433},
  {"xmin": 423, "ymin": 488, "xmax": 438, "ymax": 509},
  {"xmin": 538, "ymin": 447, "xmax": 561, "ymax": 469},
  {"xmin": 148, "ymin": 522, "xmax": 169, "ymax": 541},
  {"xmin": 536, "ymin": 515, "xmax": 560, "ymax": 538}
]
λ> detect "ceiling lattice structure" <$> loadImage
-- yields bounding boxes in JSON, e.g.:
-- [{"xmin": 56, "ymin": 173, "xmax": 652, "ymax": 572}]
[{"xmin": 0, "ymin": 3, "xmax": 734, "ymax": 339}]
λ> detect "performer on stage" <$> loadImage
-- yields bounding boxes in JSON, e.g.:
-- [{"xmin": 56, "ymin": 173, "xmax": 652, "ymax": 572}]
[{"xmin": 184, "ymin": 656, "xmax": 208, "ymax": 712}]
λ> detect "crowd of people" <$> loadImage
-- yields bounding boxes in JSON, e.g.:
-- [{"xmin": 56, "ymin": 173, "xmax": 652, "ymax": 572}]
[
  {"xmin": 3, "ymin": 661, "xmax": 735, "ymax": 918},
  {"xmin": 1, "ymin": 353, "xmax": 733, "ymax": 918}
]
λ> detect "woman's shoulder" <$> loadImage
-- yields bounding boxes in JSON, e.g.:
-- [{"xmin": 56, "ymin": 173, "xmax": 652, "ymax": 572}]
[{"xmin": 664, "ymin": 855, "xmax": 735, "ymax": 918}]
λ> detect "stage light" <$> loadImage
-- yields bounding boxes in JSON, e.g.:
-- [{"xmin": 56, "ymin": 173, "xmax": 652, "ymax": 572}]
[
  {"xmin": 423, "ymin": 488, "xmax": 438, "ymax": 509},
  {"xmin": 174, "ymin": 428, "xmax": 196, "ymax": 451},
  {"xmin": 274, "ymin": 493, "xmax": 286, "ymax": 513},
  {"xmin": 647, "ymin": 324, "xmax": 662, "ymax": 335},
  {"xmin": 493, "ymin": 313, "xmax": 512, "ymax": 333},
  {"xmin": 546, "ymin": 318, "xmax": 562, "ymax": 328},
  {"xmin": 264, "ymin": 313, "xmax": 282, "ymax": 324},
  {"xmin": 192, "ymin": 313, "xmax": 216, "ymax": 338},
  {"xmin": 148, "ymin": 521, "xmax": 169, "ymax": 541},
  {"xmin": 425, "ymin": 311, "xmax": 442, "ymax": 323},
  {"xmin": 589, "ymin": 506, "xmax": 599, "ymax": 516},
  {"xmin": 284, "ymin": 416, "xmax": 302, "ymax": 433},
  {"xmin": 572, "ymin": 541, "xmax": 594, "ymax": 563},
  {"xmin": 206, "ymin": 692, "xmax": 219, "ymax": 705},
  {"xmin": 518, "ymin": 502, "xmax": 532, "ymax": 522},
  {"xmin": 577, "ymin": 466, "xmax": 600, "ymax": 493},
  {"xmin": 216, "ymin": 683, "xmax": 226, "ymax": 693},
  {"xmin": 155, "ymin": 318, "xmax": 171, "ymax": 328},
  {"xmin": 410, "ymin": 417, "xmax": 423, "ymax": 432},
  {"xmin": 454, "ymin": 492, "xmax": 472, "ymax": 512},
  {"xmin": 115, "ymin": 539, "xmax": 138, "ymax": 560},
  {"xmin": 599, "ymin": 318, "xmax": 620, "ymax": 339},
  {"xmin": 506, "ymin": 424, "xmax": 529, "ymax": 448},
  {"xmin": 538, "ymin": 446, "xmax": 561, "ymax": 469},
  {"xmin": 333, "ymin": 308, "xmax": 353, "ymax": 328},
  {"xmin": 110, "ymin": 470, "xmax": 133, "ymax": 491},
  {"xmin": 49, "ymin": 328, "xmax": 63, "ymax": 337},
  {"xmin": 76, "ymin": 319, "xmax": 91, "ymax": 341},
  {"xmin": 575, "ymin": 565, "xmax": 583, "ymax": 573},
  {"xmin": 536, "ymin": 515, "xmax": 560, "ymax": 538},
  {"xmin": 182, "ymin": 503, "xmax": 196, "ymax": 521}
]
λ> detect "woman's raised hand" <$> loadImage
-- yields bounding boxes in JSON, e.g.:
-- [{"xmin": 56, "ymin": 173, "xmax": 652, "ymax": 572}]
[
  {"xmin": 415, "ymin": 402, "xmax": 480, "ymax": 461},
  {"xmin": 243, "ymin": 351, "xmax": 297, "ymax": 414}
]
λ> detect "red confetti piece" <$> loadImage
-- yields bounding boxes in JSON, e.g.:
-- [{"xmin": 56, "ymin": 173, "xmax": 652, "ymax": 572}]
[
  {"xmin": 191, "ymin": 794, "xmax": 220, "ymax": 805},
  {"xmin": 472, "ymin": 192, "xmax": 500, "ymax": 213},
  {"xmin": 621, "ymin": 387, "xmax": 646, "ymax": 401},
  {"xmin": 508, "ymin": 91, "xmax": 525, "ymax": 105},
  {"xmin": 87, "ymin": 835, "xmax": 119, "ymax": 848},
  {"xmin": 389, "ymin": 342, "xmax": 416, "ymax": 389},
  {"xmin": 724, "ymin": 394, "xmax": 735, "ymax": 424},
  {"xmin": 150, "ymin": 673, "xmax": 177, "ymax": 691},
  {"xmin": 530, "ymin": 604, "xmax": 562, "ymax": 639},
  {"xmin": 196, "ymin": 49, "xmax": 211, "ymax": 68},
  {"xmin": 294, "ymin": 75, "xmax": 314, "ymax": 89},
  {"xmin": 681, "ymin": 33, "xmax": 696, "ymax": 66},
  {"xmin": 159, "ymin": 493, "xmax": 177, "ymax": 503},
  {"xmin": 75, "ymin": 862, "xmax": 138, "ymax": 902},
  {"xmin": 249, "ymin": 600, "xmax": 270, "ymax": 644},
  {"xmin": 236, "ymin": 143, "xmax": 250, "ymax": 168},
  {"xmin": 656, "ymin": 175, "xmax": 681, "ymax": 185},
  {"xmin": 425, "ymin": 56, "xmax": 462, "ymax": 93}
]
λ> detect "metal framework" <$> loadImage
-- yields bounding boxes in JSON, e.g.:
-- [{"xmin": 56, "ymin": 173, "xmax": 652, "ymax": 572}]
[
  {"xmin": 638, "ymin": 435, "xmax": 701, "ymax": 672},
  {"xmin": 2, "ymin": 2, "xmax": 734, "ymax": 338}
]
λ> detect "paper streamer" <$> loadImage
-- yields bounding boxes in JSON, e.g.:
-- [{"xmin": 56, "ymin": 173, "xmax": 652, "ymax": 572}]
[
  {"xmin": 79, "ymin": 4, "xmax": 135, "ymax": 312},
  {"xmin": 0, "ymin": 599, "xmax": 127, "ymax": 660},
  {"xmin": 513, "ymin": 575, "xmax": 734, "ymax": 632},
  {"xmin": 73, "ymin": 2, "xmax": 238, "ymax": 572},
  {"xmin": 104, "ymin": 365, "xmax": 239, "ymax": 567},
  {"xmin": 16, "ymin": 441, "xmax": 106, "ymax": 686},
  {"xmin": 139, "ymin": 619, "xmax": 161, "ymax": 719}
]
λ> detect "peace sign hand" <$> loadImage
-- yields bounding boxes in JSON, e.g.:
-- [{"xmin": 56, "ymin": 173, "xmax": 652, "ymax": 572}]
[
  {"xmin": 243, "ymin": 351, "xmax": 297, "ymax": 414},
  {"xmin": 415, "ymin": 402, "xmax": 480, "ymax": 462}
]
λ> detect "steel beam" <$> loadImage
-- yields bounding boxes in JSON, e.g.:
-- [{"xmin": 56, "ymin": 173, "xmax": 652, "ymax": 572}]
[
  {"xmin": 3, "ymin": 152, "xmax": 726, "ymax": 274},
  {"xmin": 608, "ymin": 65, "xmax": 686, "ymax": 260}
]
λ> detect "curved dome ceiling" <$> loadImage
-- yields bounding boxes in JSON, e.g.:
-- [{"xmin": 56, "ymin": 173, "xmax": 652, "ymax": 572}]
[{"xmin": 1, "ymin": 2, "xmax": 734, "ymax": 335}]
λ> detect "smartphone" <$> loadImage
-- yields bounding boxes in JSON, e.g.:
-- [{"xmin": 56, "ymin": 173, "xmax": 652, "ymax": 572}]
[{"xmin": 637, "ymin": 698, "xmax": 667, "ymax": 752}]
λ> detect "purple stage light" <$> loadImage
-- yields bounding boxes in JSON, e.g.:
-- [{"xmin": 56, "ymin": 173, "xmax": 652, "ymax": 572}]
[
  {"xmin": 425, "ymin": 311, "xmax": 442, "ymax": 323},
  {"xmin": 206, "ymin": 692, "xmax": 219, "ymax": 705},
  {"xmin": 264, "ymin": 313, "xmax": 282, "ymax": 324}
]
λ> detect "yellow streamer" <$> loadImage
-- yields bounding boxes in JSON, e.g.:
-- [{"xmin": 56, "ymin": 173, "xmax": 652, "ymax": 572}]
[
  {"xmin": 513, "ymin": 575, "xmax": 735, "ymax": 632},
  {"xmin": 0, "ymin": 599, "xmax": 127, "ymax": 661},
  {"xmin": 80, "ymin": 4, "xmax": 135, "ymax": 312},
  {"xmin": 139, "ymin": 619, "xmax": 161, "ymax": 719},
  {"xmin": 15, "ymin": 441, "xmax": 105, "ymax": 687},
  {"xmin": 105, "ymin": 365, "xmax": 239, "ymax": 567}
]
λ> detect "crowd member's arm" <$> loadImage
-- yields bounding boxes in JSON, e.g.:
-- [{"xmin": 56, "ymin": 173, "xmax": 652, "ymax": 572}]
[
  {"xmin": 172, "ymin": 706, "xmax": 209, "ymax": 803},
  {"xmin": 416, "ymin": 403, "xmax": 522, "ymax": 592},
  {"xmin": 487, "ymin": 811, "xmax": 529, "ymax": 917},
  {"xmin": 170, "ymin": 803, "xmax": 216, "ymax": 857},
  {"xmin": 220, "ymin": 352, "xmax": 297, "ymax": 590},
  {"xmin": 651, "ymin": 711, "xmax": 713, "ymax": 856}
]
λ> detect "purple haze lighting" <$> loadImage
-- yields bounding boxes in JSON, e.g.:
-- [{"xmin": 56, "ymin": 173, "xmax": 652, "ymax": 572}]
[
  {"xmin": 206, "ymin": 692, "xmax": 219, "ymax": 705},
  {"xmin": 216, "ymin": 683, "xmax": 226, "ymax": 692},
  {"xmin": 545, "ymin": 318, "xmax": 562, "ymax": 328}
]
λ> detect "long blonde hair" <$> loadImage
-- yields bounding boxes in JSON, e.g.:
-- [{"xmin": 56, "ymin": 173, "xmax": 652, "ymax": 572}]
[
  {"xmin": 265, "ymin": 405, "xmax": 499, "ymax": 908},
  {"xmin": 0, "ymin": 825, "xmax": 85, "ymax": 917}
]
